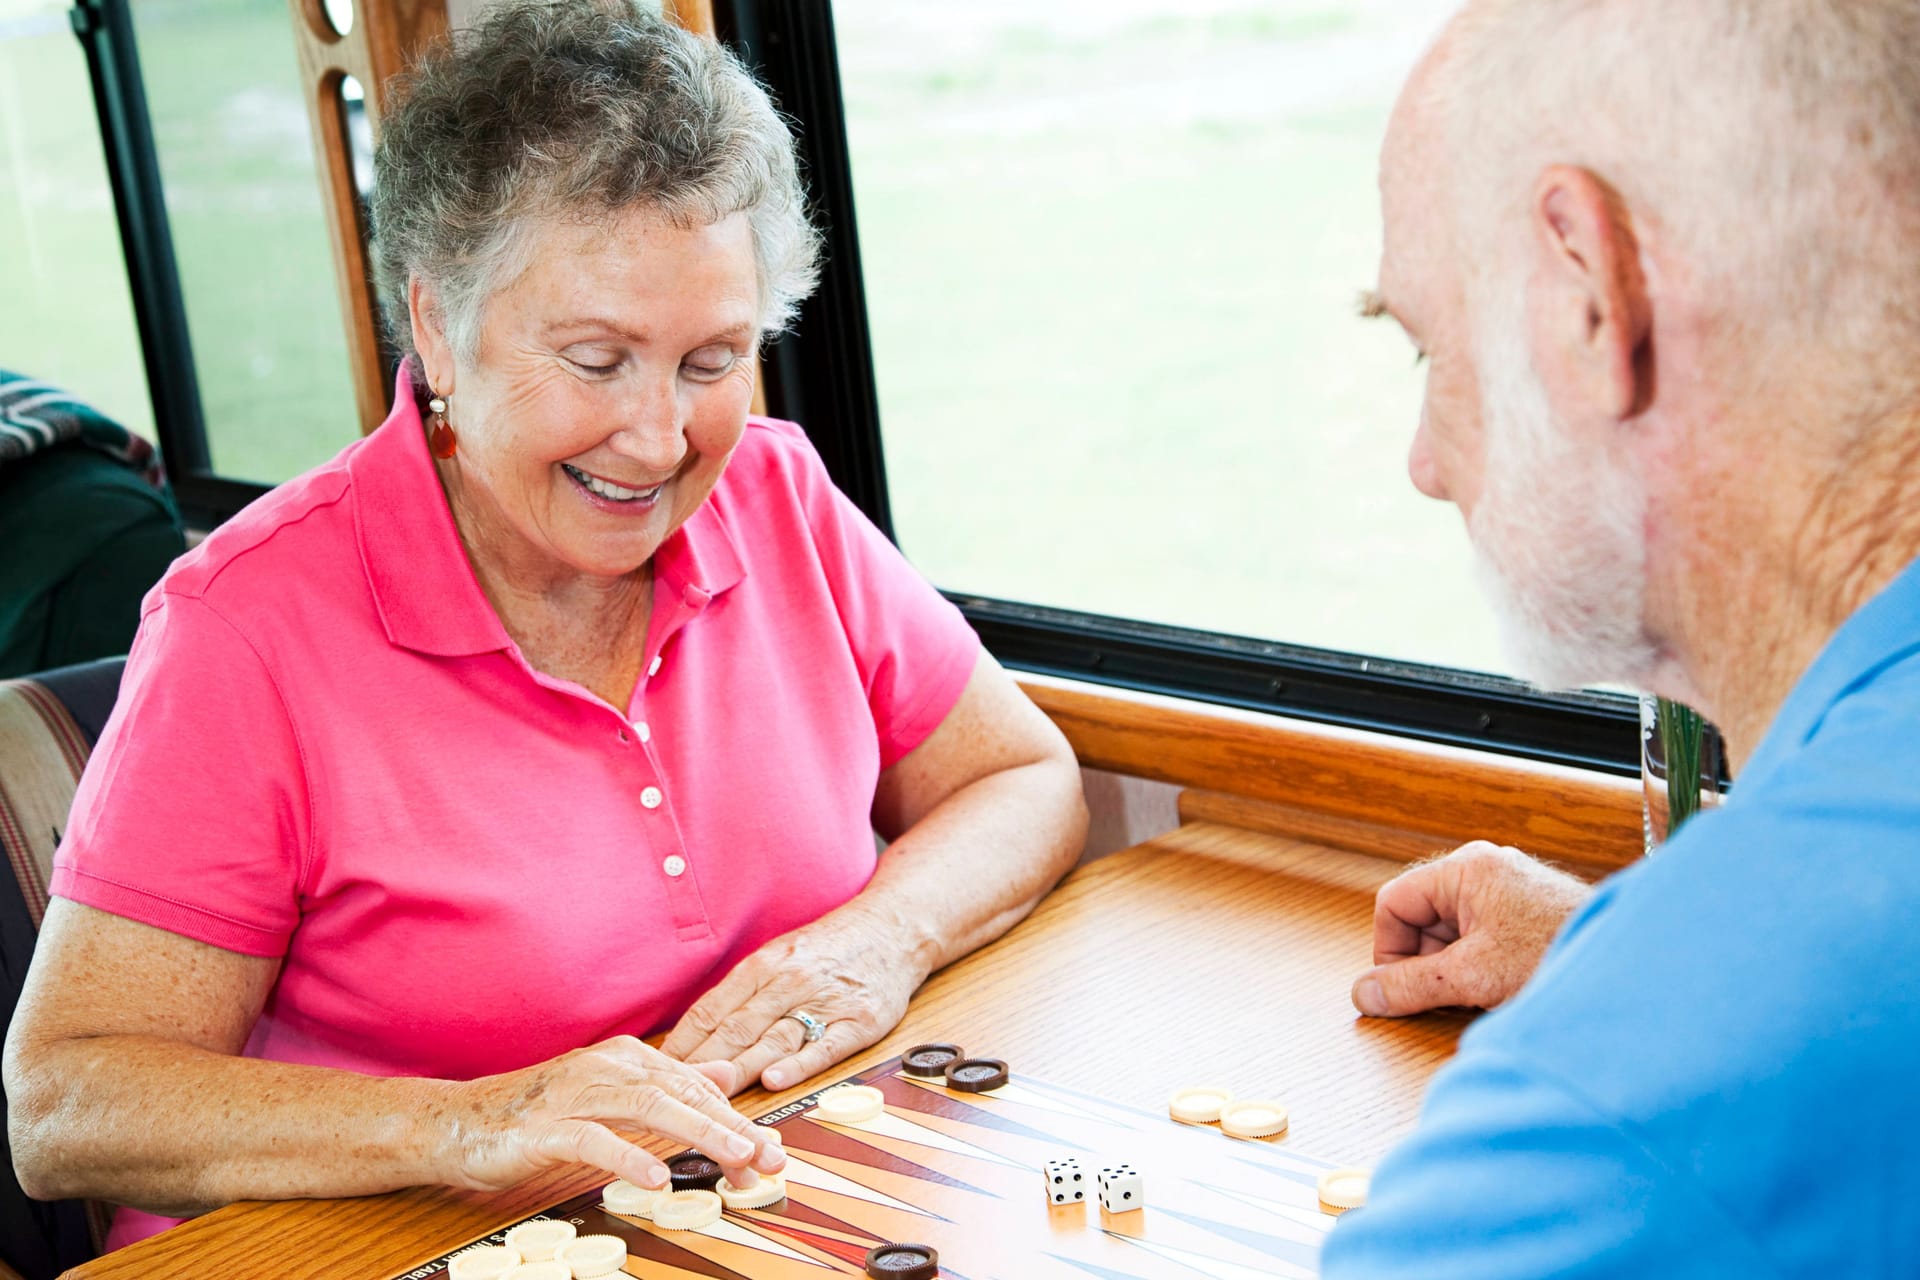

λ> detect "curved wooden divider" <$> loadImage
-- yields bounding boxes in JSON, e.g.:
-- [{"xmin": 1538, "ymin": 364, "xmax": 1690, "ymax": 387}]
[
  {"xmin": 1018, "ymin": 674, "xmax": 1646, "ymax": 877},
  {"xmin": 286, "ymin": 0, "xmax": 447, "ymax": 434}
]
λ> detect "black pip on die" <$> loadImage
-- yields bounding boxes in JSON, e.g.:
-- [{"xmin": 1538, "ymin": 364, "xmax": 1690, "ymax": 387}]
[
  {"xmin": 1044, "ymin": 1157, "xmax": 1086, "ymax": 1204},
  {"xmin": 1098, "ymin": 1163, "xmax": 1143, "ymax": 1213}
]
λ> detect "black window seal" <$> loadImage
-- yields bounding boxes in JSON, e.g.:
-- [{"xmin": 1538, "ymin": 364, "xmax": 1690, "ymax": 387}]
[{"xmin": 70, "ymin": 0, "xmax": 255, "ymax": 530}]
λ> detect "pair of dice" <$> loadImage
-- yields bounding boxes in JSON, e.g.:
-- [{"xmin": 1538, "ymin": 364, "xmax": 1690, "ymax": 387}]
[{"xmin": 1045, "ymin": 1158, "xmax": 1142, "ymax": 1213}]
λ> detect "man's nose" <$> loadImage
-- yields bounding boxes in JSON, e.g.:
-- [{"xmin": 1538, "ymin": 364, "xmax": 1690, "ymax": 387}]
[{"xmin": 1408, "ymin": 407, "xmax": 1448, "ymax": 503}]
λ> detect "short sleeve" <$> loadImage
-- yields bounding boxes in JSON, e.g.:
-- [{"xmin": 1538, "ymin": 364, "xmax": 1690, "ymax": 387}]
[
  {"xmin": 1320, "ymin": 1050, "xmax": 1776, "ymax": 1279},
  {"xmin": 784, "ymin": 432, "xmax": 980, "ymax": 769},
  {"xmin": 50, "ymin": 591, "xmax": 309, "ymax": 956}
]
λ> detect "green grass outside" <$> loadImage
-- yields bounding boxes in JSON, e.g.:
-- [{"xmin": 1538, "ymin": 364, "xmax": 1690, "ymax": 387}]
[
  {"xmin": 838, "ymin": 0, "xmax": 1503, "ymax": 673},
  {"xmin": 1, "ymin": 0, "xmax": 360, "ymax": 481}
]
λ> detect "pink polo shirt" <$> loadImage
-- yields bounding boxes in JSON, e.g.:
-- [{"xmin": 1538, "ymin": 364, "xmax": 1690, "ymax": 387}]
[{"xmin": 52, "ymin": 378, "xmax": 978, "ymax": 1248}]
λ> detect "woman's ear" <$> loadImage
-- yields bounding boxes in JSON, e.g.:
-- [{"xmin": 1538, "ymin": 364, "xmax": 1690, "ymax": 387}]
[{"xmin": 409, "ymin": 274, "xmax": 455, "ymax": 396}]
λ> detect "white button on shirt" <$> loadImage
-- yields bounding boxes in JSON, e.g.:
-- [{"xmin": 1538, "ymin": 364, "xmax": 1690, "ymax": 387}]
[
  {"xmin": 637, "ymin": 722, "xmax": 651, "ymax": 743},
  {"xmin": 662, "ymin": 855, "xmax": 687, "ymax": 877},
  {"xmin": 640, "ymin": 786, "xmax": 663, "ymax": 809}
]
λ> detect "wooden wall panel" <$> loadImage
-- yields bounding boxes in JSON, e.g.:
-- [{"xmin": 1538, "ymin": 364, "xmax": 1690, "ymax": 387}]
[
  {"xmin": 660, "ymin": 0, "xmax": 715, "ymax": 36},
  {"xmin": 287, "ymin": 0, "xmax": 449, "ymax": 434},
  {"xmin": 1018, "ymin": 675, "xmax": 1646, "ymax": 872}
]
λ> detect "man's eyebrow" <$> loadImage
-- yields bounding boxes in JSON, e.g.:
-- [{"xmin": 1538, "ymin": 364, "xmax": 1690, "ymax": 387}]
[{"xmin": 1356, "ymin": 289, "xmax": 1391, "ymax": 321}]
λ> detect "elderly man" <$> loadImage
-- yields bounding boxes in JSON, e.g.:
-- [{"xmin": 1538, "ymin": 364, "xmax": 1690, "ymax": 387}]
[{"xmin": 1326, "ymin": 1, "xmax": 1920, "ymax": 1274}]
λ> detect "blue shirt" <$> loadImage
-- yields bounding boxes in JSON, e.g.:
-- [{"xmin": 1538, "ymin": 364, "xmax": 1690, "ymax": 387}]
[{"xmin": 1322, "ymin": 557, "xmax": 1920, "ymax": 1278}]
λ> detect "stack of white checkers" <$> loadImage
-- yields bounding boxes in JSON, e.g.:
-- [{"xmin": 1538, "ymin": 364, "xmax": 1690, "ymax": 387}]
[
  {"xmin": 1166, "ymin": 1084, "xmax": 1371, "ymax": 1209},
  {"xmin": 603, "ymin": 1172, "xmax": 790, "ymax": 1228},
  {"xmin": 446, "ymin": 1218, "xmax": 629, "ymax": 1278},
  {"xmin": 1168, "ymin": 1085, "xmax": 1289, "ymax": 1138}
]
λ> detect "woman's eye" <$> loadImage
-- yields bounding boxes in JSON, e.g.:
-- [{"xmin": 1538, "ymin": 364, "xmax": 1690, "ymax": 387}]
[
  {"xmin": 568, "ymin": 353, "xmax": 622, "ymax": 376},
  {"xmin": 683, "ymin": 350, "xmax": 738, "ymax": 380}
]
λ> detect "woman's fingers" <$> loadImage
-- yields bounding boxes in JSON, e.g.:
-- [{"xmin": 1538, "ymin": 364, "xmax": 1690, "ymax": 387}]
[
  {"xmin": 761, "ymin": 1014, "xmax": 880, "ymax": 1092},
  {"xmin": 659, "ymin": 967, "xmax": 760, "ymax": 1060},
  {"xmin": 662, "ymin": 956, "xmax": 795, "ymax": 1064},
  {"xmin": 690, "ymin": 1057, "xmax": 743, "ymax": 1096},
  {"xmin": 618, "ymin": 1090, "xmax": 780, "ymax": 1185},
  {"xmin": 531, "ymin": 1118, "xmax": 670, "ymax": 1190},
  {"xmin": 718, "ymin": 1015, "xmax": 811, "ymax": 1094},
  {"xmin": 458, "ymin": 1038, "xmax": 787, "ymax": 1193}
]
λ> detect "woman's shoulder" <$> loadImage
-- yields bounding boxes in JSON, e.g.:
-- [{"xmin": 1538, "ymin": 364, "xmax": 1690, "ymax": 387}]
[
  {"xmin": 730, "ymin": 415, "xmax": 821, "ymax": 471},
  {"xmin": 714, "ymin": 416, "xmax": 834, "ymax": 511},
  {"xmin": 154, "ymin": 440, "xmax": 370, "ymax": 618}
]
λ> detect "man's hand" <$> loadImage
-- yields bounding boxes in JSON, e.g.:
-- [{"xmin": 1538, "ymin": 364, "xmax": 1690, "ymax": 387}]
[{"xmin": 1352, "ymin": 841, "xmax": 1592, "ymax": 1017}]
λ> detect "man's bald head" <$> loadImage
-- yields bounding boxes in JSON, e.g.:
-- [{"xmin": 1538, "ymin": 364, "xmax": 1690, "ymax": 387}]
[{"xmin": 1438, "ymin": 0, "xmax": 1920, "ymax": 374}]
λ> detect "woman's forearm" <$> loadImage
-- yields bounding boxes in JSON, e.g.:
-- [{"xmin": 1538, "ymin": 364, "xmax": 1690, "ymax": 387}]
[
  {"xmin": 856, "ymin": 756, "xmax": 1088, "ymax": 978},
  {"xmin": 7, "ymin": 1034, "xmax": 457, "ymax": 1215}
]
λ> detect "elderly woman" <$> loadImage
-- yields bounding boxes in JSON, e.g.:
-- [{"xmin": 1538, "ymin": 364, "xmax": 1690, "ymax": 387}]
[{"xmin": 1, "ymin": 0, "xmax": 1085, "ymax": 1250}]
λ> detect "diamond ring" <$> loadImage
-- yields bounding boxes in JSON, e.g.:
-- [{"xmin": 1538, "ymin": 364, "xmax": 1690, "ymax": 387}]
[{"xmin": 778, "ymin": 1011, "xmax": 827, "ymax": 1043}]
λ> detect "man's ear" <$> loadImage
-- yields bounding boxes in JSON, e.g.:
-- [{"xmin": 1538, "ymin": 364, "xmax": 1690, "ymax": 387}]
[
  {"xmin": 1527, "ymin": 165, "xmax": 1653, "ymax": 421},
  {"xmin": 408, "ymin": 274, "xmax": 455, "ymax": 396}
]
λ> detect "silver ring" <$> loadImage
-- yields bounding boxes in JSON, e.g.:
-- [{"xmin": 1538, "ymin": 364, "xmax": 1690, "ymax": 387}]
[{"xmin": 778, "ymin": 1011, "xmax": 826, "ymax": 1044}]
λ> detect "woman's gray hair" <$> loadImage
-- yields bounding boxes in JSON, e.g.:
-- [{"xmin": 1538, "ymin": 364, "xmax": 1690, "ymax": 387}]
[{"xmin": 370, "ymin": 0, "xmax": 822, "ymax": 385}]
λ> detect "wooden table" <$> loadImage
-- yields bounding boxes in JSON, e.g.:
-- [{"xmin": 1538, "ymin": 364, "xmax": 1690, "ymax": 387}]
[{"xmin": 62, "ymin": 822, "xmax": 1469, "ymax": 1279}]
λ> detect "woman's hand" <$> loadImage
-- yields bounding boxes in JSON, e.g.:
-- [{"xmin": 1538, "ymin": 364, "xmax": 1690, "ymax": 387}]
[
  {"xmin": 660, "ymin": 908, "xmax": 926, "ymax": 1094},
  {"xmin": 445, "ymin": 1035, "xmax": 786, "ymax": 1192}
]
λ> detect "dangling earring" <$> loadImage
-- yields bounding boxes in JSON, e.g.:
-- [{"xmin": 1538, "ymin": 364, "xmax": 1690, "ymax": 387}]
[{"xmin": 428, "ymin": 393, "xmax": 457, "ymax": 459}]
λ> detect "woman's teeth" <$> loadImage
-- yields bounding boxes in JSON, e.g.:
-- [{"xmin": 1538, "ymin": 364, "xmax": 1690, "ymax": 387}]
[{"xmin": 564, "ymin": 464, "xmax": 661, "ymax": 502}]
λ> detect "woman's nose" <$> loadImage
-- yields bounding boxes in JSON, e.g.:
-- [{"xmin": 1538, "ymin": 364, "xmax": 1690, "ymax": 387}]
[{"xmin": 610, "ymin": 379, "xmax": 689, "ymax": 474}]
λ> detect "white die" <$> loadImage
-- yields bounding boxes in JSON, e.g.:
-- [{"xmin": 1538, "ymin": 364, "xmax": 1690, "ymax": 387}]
[
  {"xmin": 1097, "ymin": 1163, "xmax": 1143, "ymax": 1213},
  {"xmin": 1043, "ymin": 1157, "xmax": 1086, "ymax": 1204}
]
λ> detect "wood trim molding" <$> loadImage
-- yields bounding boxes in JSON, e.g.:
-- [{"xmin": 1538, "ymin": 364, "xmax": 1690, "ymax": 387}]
[
  {"xmin": 287, "ymin": 0, "xmax": 450, "ymax": 435},
  {"xmin": 1017, "ymin": 674, "xmax": 1645, "ymax": 872},
  {"xmin": 661, "ymin": 0, "xmax": 716, "ymax": 36}
]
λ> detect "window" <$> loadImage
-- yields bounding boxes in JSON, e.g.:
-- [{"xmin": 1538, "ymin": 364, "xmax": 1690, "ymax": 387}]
[
  {"xmin": 0, "ymin": 0, "xmax": 152, "ymax": 436},
  {"xmin": 731, "ymin": 0, "xmax": 1640, "ymax": 771},
  {"xmin": 127, "ymin": 0, "xmax": 360, "ymax": 484},
  {"xmin": 833, "ymin": 0, "xmax": 1500, "ymax": 676}
]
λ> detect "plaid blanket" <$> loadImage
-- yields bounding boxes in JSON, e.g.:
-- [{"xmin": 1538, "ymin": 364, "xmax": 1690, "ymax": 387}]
[{"xmin": 0, "ymin": 369, "xmax": 169, "ymax": 494}]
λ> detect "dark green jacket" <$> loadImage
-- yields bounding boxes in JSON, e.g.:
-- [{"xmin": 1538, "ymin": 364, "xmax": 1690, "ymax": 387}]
[{"xmin": 0, "ymin": 373, "xmax": 185, "ymax": 678}]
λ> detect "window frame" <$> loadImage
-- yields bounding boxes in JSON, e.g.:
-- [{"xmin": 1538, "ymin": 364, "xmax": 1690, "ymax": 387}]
[{"xmin": 70, "ymin": 0, "xmax": 260, "ymax": 530}]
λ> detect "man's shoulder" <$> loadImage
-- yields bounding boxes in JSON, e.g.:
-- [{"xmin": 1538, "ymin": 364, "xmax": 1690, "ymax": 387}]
[{"xmin": 1427, "ymin": 689, "xmax": 1920, "ymax": 1273}]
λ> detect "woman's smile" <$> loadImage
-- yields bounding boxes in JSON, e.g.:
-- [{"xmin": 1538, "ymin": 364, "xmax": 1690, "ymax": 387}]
[{"xmin": 561, "ymin": 462, "xmax": 668, "ymax": 515}]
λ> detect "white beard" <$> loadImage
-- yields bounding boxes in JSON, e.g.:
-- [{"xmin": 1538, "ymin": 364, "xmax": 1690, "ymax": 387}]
[{"xmin": 1466, "ymin": 308, "xmax": 1659, "ymax": 691}]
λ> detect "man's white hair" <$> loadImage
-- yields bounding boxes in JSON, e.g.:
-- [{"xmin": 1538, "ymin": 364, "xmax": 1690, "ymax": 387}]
[
  {"xmin": 1469, "ymin": 289, "xmax": 1658, "ymax": 691},
  {"xmin": 1439, "ymin": 0, "xmax": 1920, "ymax": 388}
]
